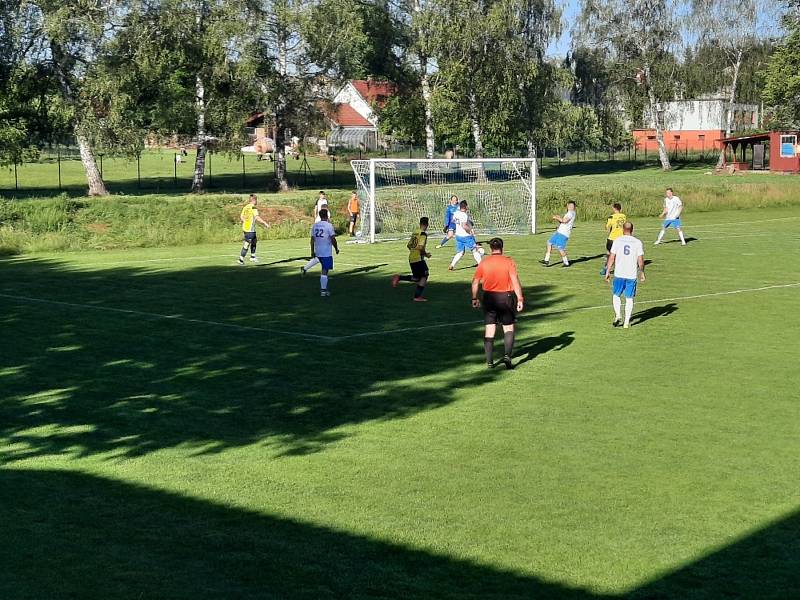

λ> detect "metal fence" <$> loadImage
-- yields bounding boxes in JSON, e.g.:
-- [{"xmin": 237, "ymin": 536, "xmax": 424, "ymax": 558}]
[{"xmin": 0, "ymin": 143, "xmax": 719, "ymax": 197}]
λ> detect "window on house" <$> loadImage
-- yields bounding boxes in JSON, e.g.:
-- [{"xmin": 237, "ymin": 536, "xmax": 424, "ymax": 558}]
[
  {"xmin": 780, "ymin": 134, "xmax": 797, "ymax": 157},
  {"xmin": 674, "ymin": 135, "xmax": 681, "ymax": 141},
  {"xmin": 698, "ymin": 134, "xmax": 705, "ymax": 141},
  {"xmin": 647, "ymin": 135, "xmax": 656, "ymax": 141}
]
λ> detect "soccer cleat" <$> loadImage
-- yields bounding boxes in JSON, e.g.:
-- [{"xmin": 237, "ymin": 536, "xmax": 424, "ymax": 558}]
[
  {"xmin": 391, "ymin": 274, "xmax": 400, "ymax": 288},
  {"xmin": 612, "ymin": 318, "xmax": 622, "ymax": 328},
  {"xmin": 435, "ymin": 244, "xmax": 443, "ymax": 249},
  {"xmin": 562, "ymin": 262, "xmax": 571, "ymax": 268},
  {"xmin": 412, "ymin": 297, "xmax": 427, "ymax": 302},
  {"xmin": 539, "ymin": 260, "xmax": 549, "ymax": 266},
  {"xmin": 600, "ymin": 266, "xmax": 607, "ymax": 276},
  {"xmin": 681, "ymin": 242, "xmax": 687, "ymax": 246},
  {"xmin": 321, "ymin": 290, "xmax": 330, "ymax": 297},
  {"xmin": 623, "ymin": 322, "xmax": 630, "ymax": 329},
  {"xmin": 250, "ymin": 256, "xmax": 258, "ymax": 262},
  {"xmin": 653, "ymin": 241, "xmax": 661, "ymax": 245},
  {"xmin": 487, "ymin": 361, "xmax": 496, "ymax": 369},
  {"xmin": 502, "ymin": 355, "xmax": 514, "ymax": 370},
  {"xmin": 447, "ymin": 266, "xmax": 454, "ymax": 271},
  {"xmin": 300, "ymin": 267, "xmax": 306, "ymax": 276},
  {"xmin": 237, "ymin": 257, "xmax": 244, "ymax": 265}
]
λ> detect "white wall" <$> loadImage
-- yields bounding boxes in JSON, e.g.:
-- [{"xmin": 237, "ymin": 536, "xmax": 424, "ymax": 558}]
[
  {"xmin": 644, "ymin": 99, "xmax": 759, "ymax": 131},
  {"xmin": 332, "ymin": 83, "xmax": 378, "ymax": 126}
]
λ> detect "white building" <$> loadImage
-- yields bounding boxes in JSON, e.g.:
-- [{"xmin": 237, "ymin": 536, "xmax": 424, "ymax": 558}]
[{"xmin": 327, "ymin": 80, "xmax": 394, "ymax": 151}]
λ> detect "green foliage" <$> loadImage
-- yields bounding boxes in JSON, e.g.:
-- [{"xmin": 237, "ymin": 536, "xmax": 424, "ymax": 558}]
[{"xmin": 763, "ymin": 17, "xmax": 800, "ymax": 127}]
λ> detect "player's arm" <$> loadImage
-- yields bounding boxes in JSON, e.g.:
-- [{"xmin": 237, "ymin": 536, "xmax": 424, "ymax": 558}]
[
  {"xmin": 256, "ymin": 215, "xmax": 270, "ymax": 228},
  {"xmin": 604, "ymin": 252, "xmax": 616, "ymax": 282},
  {"xmin": 659, "ymin": 201, "xmax": 667, "ymax": 218},
  {"xmin": 331, "ymin": 234, "xmax": 339, "ymax": 254},
  {"xmin": 309, "ymin": 236, "xmax": 315, "ymax": 258},
  {"xmin": 418, "ymin": 233, "xmax": 431, "ymax": 258},
  {"xmin": 638, "ymin": 254, "xmax": 646, "ymax": 281},
  {"xmin": 471, "ymin": 277, "xmax": 482, "ymax": 308},
  {"xmin": 511, "ymin": 269, "xmax": 524, "ymax": 312}
]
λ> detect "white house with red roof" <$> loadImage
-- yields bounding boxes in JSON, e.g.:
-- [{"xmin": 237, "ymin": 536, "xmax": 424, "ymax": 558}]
[{"xmin": 328, "ymin": 79, "xmax": 394, "ymax": 151}]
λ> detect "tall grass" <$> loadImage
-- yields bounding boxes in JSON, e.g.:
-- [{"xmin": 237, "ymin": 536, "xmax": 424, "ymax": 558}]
[{"xmin": 1, "ymin": 169, "xmax": 798, "ymax": 254}]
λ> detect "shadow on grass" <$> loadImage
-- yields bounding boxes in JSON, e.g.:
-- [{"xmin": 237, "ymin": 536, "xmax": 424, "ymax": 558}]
[
  {"xmin": 0, "ymin": 468, "xmax": 797, "ymax": 600},
  {"xmin": 515, "ymin": 332, "xmax": 575, "ymax": 367},
  {"xmin": 0, "ymin": 256, "xmax": 565, "ymax": 462},
  {"xmin": 569, "ymin": 254, "xmax": 606, "ymax": 266},
  {"xmin": 630, "ymin": 303, "xmax": 678, "ymax": 325}
]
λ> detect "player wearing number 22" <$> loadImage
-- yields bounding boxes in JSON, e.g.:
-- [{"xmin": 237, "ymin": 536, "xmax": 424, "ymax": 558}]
[
  {"xmin": 302, "ymin": 208, "xmax": 339, "ymax": 297},
  {"xmin": 604, "ymin": 222, "xmax": 645, "ymax": 329},
  {"xmin": 472, "ymin": 237, "xmax": 524, "ymax": 369}
]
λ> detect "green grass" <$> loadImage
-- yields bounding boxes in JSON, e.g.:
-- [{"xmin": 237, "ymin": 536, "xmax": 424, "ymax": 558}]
[
  {"xmin": 2, "ymin": 164, "xmax": 800, "ymax": 255},
  {"xmin": 1, "ymin": 206, "xmax": 799, "ymax": 598}
]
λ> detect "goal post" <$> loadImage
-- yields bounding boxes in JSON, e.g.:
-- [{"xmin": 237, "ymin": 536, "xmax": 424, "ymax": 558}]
[{"xmin": 350, "ymin": 158, "xmax": 537, "ymax": 242}]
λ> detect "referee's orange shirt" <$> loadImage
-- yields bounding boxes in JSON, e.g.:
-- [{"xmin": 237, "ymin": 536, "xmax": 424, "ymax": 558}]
[{"xmin": 474, "ymin": 255, "xmax": 518, "ymax": 292}]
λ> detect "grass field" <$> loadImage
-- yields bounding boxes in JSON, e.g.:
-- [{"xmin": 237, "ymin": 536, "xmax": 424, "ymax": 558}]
[{"xmin": 1, "ymin": 205, "xmax": 799, "ymax": 598}]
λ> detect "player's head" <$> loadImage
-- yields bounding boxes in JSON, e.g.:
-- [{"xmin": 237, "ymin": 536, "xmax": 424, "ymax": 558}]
[
  {"xmin": 612, "ymin": 202, "xmax": 621, "ymax": 212},
  {"xmin": 319, "ymin": 208, "xmax": 329, "ymax": 221},
  {"xmin": 319, "ymin": 190, "xmax": 326, "ymax": 198},
  {"xmin": 248, "ymin": 194, "xmax": 257, "ymax": 205},
  {"xmin": 350, "ymin": 190, "xmax": 357, "ymax": 198},
  {"xmin": 488, "ymin": 237, "xmax": 504, "ymax": 254},
  {"xmin": 419, "ymin": 216, "xmax": 429, "ymax": 230},
  {"xmin": 459, "ymin": 200, "xmax": 468, "ymax": 211},
  {"xmin": 665, "ymin": 187, "xmax": 673, "ymax": 198},
  {"xmin": 567, "ymin": 200, "xmax": 576, "ymax": 210},
  {"xmin": 450, "ymin": 195, "xmax": 459, "ymax": 205},
  {"xmin": 623, "ymin": 222, "xmax": 634, "ymax": 235}
]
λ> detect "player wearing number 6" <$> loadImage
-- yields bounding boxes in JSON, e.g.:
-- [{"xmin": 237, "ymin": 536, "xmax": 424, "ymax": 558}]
[
  {"xmin": 604, "ymin": 222, "xmax": 645, "ymax": 329},
  {"xmin": 472, "ymin": 238, "xmax": 524, "ymax": 369}
]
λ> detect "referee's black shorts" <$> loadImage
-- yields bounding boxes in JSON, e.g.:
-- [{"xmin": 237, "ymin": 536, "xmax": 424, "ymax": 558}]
[
  {"xmin": 482, "ymin": 291, "xmax": 517, "ymax": 326},
  {"xmin": 410, "ymin": 260, "xmax": 429, "ymax": 280}
]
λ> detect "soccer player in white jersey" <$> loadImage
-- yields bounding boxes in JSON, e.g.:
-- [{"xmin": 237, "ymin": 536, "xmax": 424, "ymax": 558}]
[
  {"xmin": 542, "ymin": 200, "xmax": 576, "ymax": 267},
  {"xmin": 448, "ymin": 200, "xmax": 483, "ymax": 270},
  {"xmin": 302, "ymin": 208, "xmax": 339, "ymax": 296},
  {"xmin": 604, "ymin": 221, "xmax": 646, "ymax": 329},
  {"xmin": 313, "ymin": 191, "xmax": 329, "ymax": 223},
  {"xmin": 654, "ymin": 187, "xmax": 686, "ymax": 245}
]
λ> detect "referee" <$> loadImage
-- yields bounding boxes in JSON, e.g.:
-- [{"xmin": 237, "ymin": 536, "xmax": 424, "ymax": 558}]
[{"xmin": 471, "ymin": 237, "xmax": 524, "ymax": 369}]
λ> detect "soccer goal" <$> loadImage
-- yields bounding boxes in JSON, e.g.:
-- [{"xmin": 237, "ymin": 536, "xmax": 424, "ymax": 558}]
[{"xmin": 350, "ymin": 158, "xmax": 537, "ymax": 242}]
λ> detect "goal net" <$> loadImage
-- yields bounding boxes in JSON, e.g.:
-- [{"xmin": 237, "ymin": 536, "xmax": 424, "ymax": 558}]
[{"xmin": 350, "ymin": 158, "xmax": 536, "ymax": 242}]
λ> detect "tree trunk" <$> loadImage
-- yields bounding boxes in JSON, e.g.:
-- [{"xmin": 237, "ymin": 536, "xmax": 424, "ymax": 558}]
[
  {"xmin": 644, "ymin": 64, "xmax": 671, "ymax": 171},
  {"xmin": 76, "ymin": 132, "xmax": 108, "ymax": 196},
  {"xmin": 273, "ymin": 30, "xmax": 289, "ymax": 192},
  {"xmin": 716, "ymin": 50, "xmax": 742, "ymax": 169},
  {"xmin": 273, "ymin": 113, "xmax": 289, "ymax": 191},
  {"xmin": 191, "ymin": 73, "xmax": 207, "ymax": 193},
  {"xmin": 50, "ymin": 42, "xmax": 109, "ymax": 195},
  {"xmin": 420, "ymin": 56, "xmax": 435, "ymax": 159},
  {"xmin": 468, "ymin": 91, "xmax": 484, "ymax": 158}
]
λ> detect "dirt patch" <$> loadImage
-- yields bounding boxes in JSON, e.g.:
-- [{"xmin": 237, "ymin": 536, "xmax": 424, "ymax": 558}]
[{"xmin": 86, "ymin": 222, "xmax": 111, "ymax": 234}]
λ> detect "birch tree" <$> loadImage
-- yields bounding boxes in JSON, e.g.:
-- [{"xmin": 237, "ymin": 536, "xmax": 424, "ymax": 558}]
[
  {"xmin": 252, "ymin": 0, "xmax": 366, "ymax": 190},
  {"xmin": 690, "ymin": 0, "xmax": 774, "ymax": 168},
  {"xmin": 578, "ymin": 0, "xmax": 681, "ymax": 170}
]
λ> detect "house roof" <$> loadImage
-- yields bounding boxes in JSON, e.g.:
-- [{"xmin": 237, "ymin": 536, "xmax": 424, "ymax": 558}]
[
  {"xmin": 719, "ymin": 132, "xmax": 773, "ymax": 144},
  {"xmin": 331, "ymin": 103, "xmax": 373, "ymax": 128},
  {"xmin": 351, "ymin": 80, "xmax": 395, "ymax": 107}
]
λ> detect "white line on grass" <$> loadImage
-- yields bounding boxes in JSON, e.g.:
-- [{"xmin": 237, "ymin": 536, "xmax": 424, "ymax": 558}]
[
  {"xmin": 0, "ymin": 293, "xmax": 336, "ymax": 341},
  {"xmin": 335, "ymin": 282, "xmax": 800, "ymax": 340}
]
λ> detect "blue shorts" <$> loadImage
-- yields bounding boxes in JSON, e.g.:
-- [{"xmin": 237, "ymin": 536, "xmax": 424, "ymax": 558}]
[
  {"xmin": 319, "ymin": 256, "xmax": 334, "ymax": 271},
  {"xmin": 612, "ymin": 277, "xmax": 638, "ymax": 298},
  {"xmin": 548, "ymin": 232, "xmax": 569, "ymax": 250},
  {"xmin": 455, "ymin": 235, "xmax": 476, "ymax": 253},
  {"xmin": 663, "ymin": 219, "xmax": 682, "ymax": 229}
]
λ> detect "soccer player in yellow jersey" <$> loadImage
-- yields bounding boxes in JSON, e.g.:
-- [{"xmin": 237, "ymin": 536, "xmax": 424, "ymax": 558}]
[
  {"xmin": 600, "ymin": 203, "xmax": 626, "ymax": 276},
  {"xmin": 238, "ymin": 194, "xmax": 270, "ymax": 265},
  {"xmin": 391, "ymin": 217, "xmax": 432, "ymax": 302}
]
